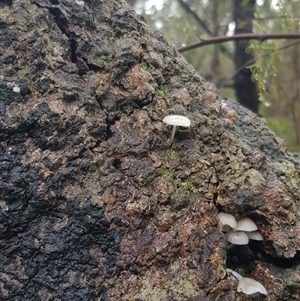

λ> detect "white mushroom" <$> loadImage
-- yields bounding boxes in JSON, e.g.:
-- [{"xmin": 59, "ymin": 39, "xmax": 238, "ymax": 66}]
[
  {"xmin": 237, "ymin": 277, "xmax": 268, "ymax": 295},
  {"xmin": 13, "ymin": 86, "xmax": 20, "ymax": 93},
  {"xmin": 221, "ymin": 99, "xmax": 227, "ymax": 109},
  {"xmin": 163, "ymin": 115, "xmax": 191, "ymax": 144},
  {"xmin": 76, "ymin": 0, "xmax": 84, "ymax": 6},
  {"xmin": 235, "ymin": 217, "xmax": 258, "ymax": 232},
  {"xmin": 217, "ymin": 212, "xmax": 237, "ymax": 229},
  {"xmin": 227, "ymin": 269, "xmax": 268, "ymax": 295},
  {"xmin": 246, "ymin": 231, "xmax": 264, "ymax": 241},
  {"xmin": 227, "ymin": 231, "xmax": 249, "ymax": 245}
]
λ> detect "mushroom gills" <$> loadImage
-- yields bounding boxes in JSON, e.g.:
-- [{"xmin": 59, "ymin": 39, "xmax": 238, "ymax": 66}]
[
  {"xmin": 235, "ymin": 217, "xmax": 258, "ymax": 232},
  {"xmin": 217, "ymin": 212, "xmax": 237, "ymax": 229}
]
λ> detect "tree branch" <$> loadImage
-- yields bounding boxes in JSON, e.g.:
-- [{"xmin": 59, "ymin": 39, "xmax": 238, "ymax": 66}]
[
  {"xmin": 176, "ymin": 0, "xmax": 232, "ymax": 58},
  {"xmin": 177, "ymin": 33, "xmax": 300, "ymax": 53}
]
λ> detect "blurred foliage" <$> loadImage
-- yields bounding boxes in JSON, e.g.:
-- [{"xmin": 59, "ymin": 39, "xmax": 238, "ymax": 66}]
[
  {"xmin": 127, "ymin": 0, "xmax": 300, "ymax": 155},
  {"xmin": 246, "ymin": 41, "xmax": 279, "ymax": 102},
  {"xmin": 263, "ymin": 115, "xmax": 298, "ymax": 151}
]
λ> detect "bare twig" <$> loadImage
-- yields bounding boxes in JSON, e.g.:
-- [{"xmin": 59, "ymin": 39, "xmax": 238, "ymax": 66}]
[{"xmin": 177, "ymin": 33, "xmax": 300, "ymax": 53}]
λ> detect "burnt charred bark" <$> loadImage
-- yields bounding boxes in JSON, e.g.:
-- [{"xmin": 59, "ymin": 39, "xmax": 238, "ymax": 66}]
[
  {"xmin": 233, "ymin": 0, "xmax": 259, "ymax": 114},
  {"xmin": 0, "ymin": 0, "xmax": 300, "ymax": 300}
]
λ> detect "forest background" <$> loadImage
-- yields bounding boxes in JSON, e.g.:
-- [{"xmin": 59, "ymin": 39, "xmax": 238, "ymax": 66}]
[{"xmin": 127, "ymin": 0, "xmax": 300, "ymax": 155}]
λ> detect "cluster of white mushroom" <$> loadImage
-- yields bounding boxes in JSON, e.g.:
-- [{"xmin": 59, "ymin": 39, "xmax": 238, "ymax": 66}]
[
  {"xmin": 217, "ymin": 212, "xmax": 267, "ymax": 295},
  {"xmin": 226, "ymin": 268, "xmax": 268, "ymax": 295},
  {"xmin": 217, "ymin": 212, "xmax": 263, "ymax": 245}
]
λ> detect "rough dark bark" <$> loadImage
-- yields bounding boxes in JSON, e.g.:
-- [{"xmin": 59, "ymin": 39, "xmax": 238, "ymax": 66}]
[
  {"xmin": 233, "ymin": 0, "xmax": 259, "ymax": 113},
  {"xmin": 0, "ymin": 0, "xmax": 300, "ymax": 300}
]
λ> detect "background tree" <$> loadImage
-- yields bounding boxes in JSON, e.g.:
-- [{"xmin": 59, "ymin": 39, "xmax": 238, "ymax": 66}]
[{"xmin": 233, "ymin": 0, "xmax": 259, "ymax": 113}]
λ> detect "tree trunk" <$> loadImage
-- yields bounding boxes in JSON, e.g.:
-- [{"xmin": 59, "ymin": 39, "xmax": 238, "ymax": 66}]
[
  {"xmin": 208, "ymin": 0, "xmax": 220, "ymax": 83},
  {"xmin": 233, "ymin": 0, "xmax": 259, "ymax": 113},
  {"xmin": 0, "ymin": 0, "xmax": 300, "ymax": 300},
  {"xmin": 291, "ymin": 44, "xmax": 300, "ymax": 147}
]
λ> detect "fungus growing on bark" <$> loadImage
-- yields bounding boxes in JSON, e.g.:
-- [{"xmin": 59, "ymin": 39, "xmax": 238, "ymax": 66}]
[
  {"xmin": 226, "ymin": 269, "xmax": 268, "ymax": 295},
  {"xmin": 227, "ymin": 231, "xmax": 249, "ymax": 245},
  {"xmin": 76, "ymin": 0, "xmax": 84, "ymax": 6},
  {"xmin": 13, "ymin": 86, "xmax": 20, "ymax": 93},
  {"xmin": 217, "ymin": 212, "xmax": 237, "ymax": 229},
  {"xmin": 237, "ymin": 277, "xmax": 268, "ymax": 295},
  {"xmin": 246, "ymin": 231, "xmax": 264, "ymax": 241},
  {"xmin": 235, "ymin": 217, "xmax": 258, "ymax": 232},
  {"xmin": 163, "ymin": 115, "xmax": 191, "ymax": 144},
  {"xmin": 217, "ymin": 213, "xmax": 263, "ymax": 244},
  {"xmin": 221, "ymin": 99, "xmax": 227, "ymax": 109}
]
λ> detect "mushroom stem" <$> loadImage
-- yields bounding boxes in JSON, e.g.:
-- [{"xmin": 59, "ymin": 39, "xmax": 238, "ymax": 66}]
[
  {"xmin": 169, "ymin": 125, "xmax": 177, "ymax": 144},
  {"xmin": 163, "ymin": 115, "xmax": 191, "ymax": 145},
  {"xmin": 226, "ymin": 268, "xmax": 243, "ymax": 280}
]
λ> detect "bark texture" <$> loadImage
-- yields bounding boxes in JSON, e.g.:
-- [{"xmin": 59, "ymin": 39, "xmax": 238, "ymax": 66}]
[{"xmin": 0, "ymin": 0, "xmax": 300, "ymax": 300}]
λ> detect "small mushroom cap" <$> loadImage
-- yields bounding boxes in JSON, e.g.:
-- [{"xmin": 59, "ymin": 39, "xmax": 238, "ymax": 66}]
[
  {"xmin": 163, "ymin": 115, "xmax": 191, "ymax": 127},
  {"xmin": 237, "ymin": 277, "xmax": 268, "ymax": 295},
  {"xmin": 235, "ymin": 217, "xmax": 258, "ymax": 232},
  {"xmin": 217, "ymin": 212, "xmax": 237, "ymax": 229},
  {"xmin": 227, "ymin": 231, "xmax": 249, "ymax": 245},
  {"xmin": 246, "ymin": 231, "xmax": 264, "ymax": 241}
]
